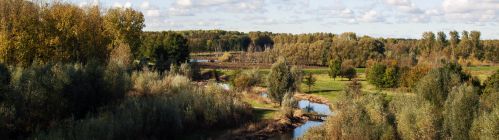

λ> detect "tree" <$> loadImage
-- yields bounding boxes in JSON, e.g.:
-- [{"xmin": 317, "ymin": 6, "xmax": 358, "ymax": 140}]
[
  {"xmin": 104, "ymin": 8, "xmax": 145, "ymax": 58},
  {"xmin": 421, "ymin": 32, "xmax": 436, "ymax": 56},
  {"xmin": 443, "ymin": 84, "xmax": 479, "ymax": 139},
  {"xmin": 303, "ymin": 73, "xmax": 316, "ymax": 93},
  {"xmin": 267, "ymin": 57, "xmax": 296, "ymax": 106},
  {"xmin": 151, "ymin": 32, "xmax": 189, "ymax": 72},
  {"xmin": 449, "ymin": 31, "xmax": 460, "ymax": 59},
  {"xmin": 470, "ymin": 31, "xmax": 483, "ymax": 60},
  {"xmin": 341, "ymin": 67, "xmax": 357, "ymax": 81},
  {"xmin": 291, "ymin": 66, "xmax": 303, "ymax": 92},
  {"xmin": 328, "ymin": 59, "xmax": 341, "ymax": 80},
  {"xmin": 367, "ymin": 63, "xmax": 386, "ymax": 88},
  {"xmin": 414, "ymin": 62, "xmax": 474, "ymax": 107},
  {"xmin": 436, "ymin": 31, "xmax": 448, "ymax": 49}
]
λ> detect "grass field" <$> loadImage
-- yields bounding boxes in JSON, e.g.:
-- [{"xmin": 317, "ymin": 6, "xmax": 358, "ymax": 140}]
[{"xmin": 229, "ymin": 65, "xmax": 498, "ymax": 105}]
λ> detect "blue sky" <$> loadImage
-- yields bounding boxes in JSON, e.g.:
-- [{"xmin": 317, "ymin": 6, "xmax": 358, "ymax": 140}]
[{"xmin": 75, "ymin": 0, "xmax": 499, "ymax": 39}]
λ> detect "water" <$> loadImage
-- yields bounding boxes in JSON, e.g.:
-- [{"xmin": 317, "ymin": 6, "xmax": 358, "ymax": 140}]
[
  {"xmin": 268, "ymin": 121, "xmax": 323, "ymax": 140},
  {"xmin": 298, "ymin": 100, "xmax": 332, "ymax": 116},
  {"xmin": 218, "ymin": 83, "xmax": 231, "ymax": 90},
  {"xmin": 260, "ymin": 92, "xmax": 268, "ymax": 98},
  {"xmin": 190, "ymin": 59, "xmax": 217, "ymax": 63}
]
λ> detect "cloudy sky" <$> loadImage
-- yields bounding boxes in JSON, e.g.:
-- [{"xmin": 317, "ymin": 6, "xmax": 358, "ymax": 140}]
[{"xmin": 76, "ymin": 0, "xmax": 499, "ymax": 39}]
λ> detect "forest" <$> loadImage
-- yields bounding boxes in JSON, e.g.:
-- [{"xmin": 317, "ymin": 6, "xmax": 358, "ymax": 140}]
[{"xmin": 0, "ymin": 0, "xmax": 498, "ymax": 140}]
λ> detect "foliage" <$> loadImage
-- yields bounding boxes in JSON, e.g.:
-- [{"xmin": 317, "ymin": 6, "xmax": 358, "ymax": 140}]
[
  {"xmin": 303, "ymin": 73, "xmax": 317, "ymax": 92},
  {"xmin": 0, "ymin": 2, "xmax": 144, "ymax": 66},
  {"xmin": 340, "ymin": 67, "xmax": 357, "ymax": 81},
  {"xmin": 391, "ymin": 96, "xmax": 438, "ymax": 140},
  {"xmin": 290, "ymin": 66, "xmax": 303, "ymax": 92},
  {"xmin": 267, "ymin": 58, "xmax": 296, "ymax": 106},
  {"xmin": 328, "ymin": 59, "xmax": 341, "ymax": 80},
  {"xmin": 36, "ymin": 77, "xmax": 252, "ymax": 139},
  {"xmin": 414, "ymin": 62, "xmax": 475, "ymax": 107},
  {"xmin": 443, "ymin": 84, "xmax": 480, "ymax": 139},
  {"xmin": 144, "ymin": 32, "xmax": 190, "ymax": 72},
  {"xmin": 367, "ymin": 62, "xmax": 399, "ymax": 88},
  {"xmin": 232, "ymin": 68, "xmax": 261, "ymax": 91},
  {"xmin": 400, "ymin": 64, "xmax": 431, "ymax": 89},
  {"xmin": 0, "ymin": 62, "xmax": 130, "ymax": 138}
]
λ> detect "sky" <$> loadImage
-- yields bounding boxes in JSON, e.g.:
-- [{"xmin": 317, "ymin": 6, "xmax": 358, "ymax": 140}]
[{"xmin": 75, "ymin": 0, "xmax": 499, "ymax": 39}]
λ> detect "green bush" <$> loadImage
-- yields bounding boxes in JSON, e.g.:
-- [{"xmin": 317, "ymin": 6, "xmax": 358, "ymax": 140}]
[
  {"xmin": 414, "ymin": 62, "xmax": 475, "ymax": 107},
  {"xmin": 443, "ymin": 84, "xmax": 479, "ymax": 139},
  {"xmin": 367, "ymin": 63, "xmax": 399, "ymax": 88},
  {"xmin": 340, "ymin": 66, "xmax": 357, "ymax": 81},
  {"xmin": 268, "ymin": 57, "xmax": 296, "ymax": 106}
]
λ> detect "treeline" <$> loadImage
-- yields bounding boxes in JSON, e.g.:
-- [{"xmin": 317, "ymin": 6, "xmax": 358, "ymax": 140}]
[
  {"xmin": 181, "ymin": 30, "xmax": 498, "ymax": 67},
  {"xmin": 304, "ymin": 62, "xmax": 499, "ymax": 139}
]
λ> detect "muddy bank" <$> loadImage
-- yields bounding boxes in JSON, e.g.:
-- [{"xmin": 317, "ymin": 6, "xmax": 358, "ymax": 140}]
[
  {"xmin": 216, "ymin": 115, "xmax": 308, "ymax": 140},
  {"xmin": 293, "ymin": 93, "xmax": 330, "ymax": 105}
]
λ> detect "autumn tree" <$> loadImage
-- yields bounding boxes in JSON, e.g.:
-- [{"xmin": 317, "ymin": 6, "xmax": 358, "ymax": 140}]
[{"xmin": 104, "ymin": 8, "xmax": 145, "ymax": 58}]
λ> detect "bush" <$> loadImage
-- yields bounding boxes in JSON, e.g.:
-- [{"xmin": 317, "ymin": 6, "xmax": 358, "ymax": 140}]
[
  {"xmin": 37, "ymin": 75, "xmax": 252, "ymax": 139},
  {"xmin": 340, "ymin": 67, "xmax": 357, "ymax": 81},
  {"xmin": 267, "ymin": 57, "xmax": 296, "ymax": 106},
  {"xmin": 1, "ymin": 63, "xmax": 130, "ymax": 138},
  {"xmin": 392, "ymin": 96, "xmax": 438, "ymax": 140},
  {"xmin": 400, "ymin": 64, "xmax": 431, "ymax": 89},
  {"xmin": 414, "ymin": 62, "xmax": 475, "ymax": 107},
  {"xmin": 443, "ymin": 84, "xmax": 479, "ymax": 139},
  {"xmin": 302, "ymin": 83, "xmax": 395, "ymax": 140},
  {"xmin": 232, "ymin": 68, "xmax": 261, "ymax": 91},
  {"xmin": 367, "ymin": 63, "xmax": 399, "ymax": 88}
]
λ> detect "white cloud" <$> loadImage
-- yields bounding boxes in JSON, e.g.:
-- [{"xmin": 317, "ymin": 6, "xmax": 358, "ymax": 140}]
[
  {"xmin": 442, "ymin": 0, "xmax": 499, "ymax": 22},
  {"xmin": 359, "ymin": 10, "xmax": 385, "ymax": 23},
  {"xmin": 169, "ymin": 0, "xmax": 266, "ymax": 16}
]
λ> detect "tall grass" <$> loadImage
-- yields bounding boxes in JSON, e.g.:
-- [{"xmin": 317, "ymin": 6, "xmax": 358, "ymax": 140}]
[{"xmin": 36, "ymin": 71, "xmax": 253, "ymax": 139}]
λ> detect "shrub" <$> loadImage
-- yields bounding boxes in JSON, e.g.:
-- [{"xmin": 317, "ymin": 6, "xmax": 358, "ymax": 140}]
[
  {"xmin": 37, "ymin": 75, "xmax": 252, "ymax": 139},
  {"xmin": 218, "ymin": 52, "xmax": 233, "ymax": 62},
  {"xmin": 443, "ymin": 84, "xmax": 479, "ymax": 139},
  {"xmin": 1, "ymin": 63, "xmax": 130, "ymax": 137},
  {"xmin": 268, "ymin": 57, "xmax": 296, "ymax": 106},
  {"xmin": 400, "ymin": 64, "xmax": 431, "ymax": 89},
  {"xmin": 232, "ymin": 68, "xmax": 261, "ymax": 91},
  {"xmin": 302, "ymin": 83, "xmax": 395, "ymax": 140},
  {"xmin": 290, "ymin": 66, "xmax": 303, "ymax": 92},
  {"xmin": 392, "ymin": 97, "xmax": 438, "ymax": 140},
  {"xmin": 414, "ymin": 62, "xmax": 475, "ymax": 107},
  {"xmin": 340, "ymin": 67, "xmax": 357, "ymax": 81}
]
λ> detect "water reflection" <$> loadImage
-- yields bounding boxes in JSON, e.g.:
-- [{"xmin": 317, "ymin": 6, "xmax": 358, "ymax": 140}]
[{"xmin": 298, "ymin": 100, "xmax": 332, "ymax": 115}]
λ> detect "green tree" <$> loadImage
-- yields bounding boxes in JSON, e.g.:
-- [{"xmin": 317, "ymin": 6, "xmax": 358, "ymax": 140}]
[
  {"xmin": 267, "ymin": 57, "xmax": 296, "ymax": 106},
  {"xmin": 328, "ymin": 59, "xmax": 341, "ymax": 80},
  {"xmin": 151, "ymin": 32, "xmax": 189, "ymax": 72},
  {"xmin": 303, "ymin": 73, "xmax": 316, "ymax": 93},
  {"xmin": 470, "ymin": 31, "xmax": 483, "ymax": 60},
  {"xmin": 443, "ymin": 84, "xmax": 479, "ymax": 139},
  {"xmin": 367, "ymin": 63, "xmax": 386, "ymax": 88},
  {"xmin": 341, "ymin": 67, "xmax": 357, "ymax": 81},
  {"xmin": 449, "ymin": 31, "xmax": 460, "ymax": 59}
]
